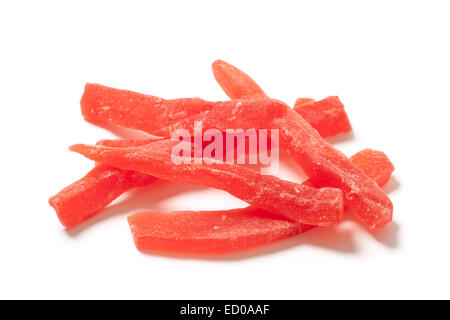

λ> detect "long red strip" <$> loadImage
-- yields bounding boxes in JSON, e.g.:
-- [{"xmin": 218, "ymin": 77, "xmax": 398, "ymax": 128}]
[
  {"xmin": 70, "ymin": 139, "xmax": 344, "ymax": 226},
  {"xmin": 128, "ymin": 207, "xmax": 310, "ymax": 255}
]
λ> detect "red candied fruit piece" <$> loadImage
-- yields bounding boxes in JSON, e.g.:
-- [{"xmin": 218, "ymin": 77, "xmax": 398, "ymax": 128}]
[
  {"xmin": 294, "ymin": 96, "xmax": 352, "ymax": 138},
  {"xmin": 212, "ymin": 60, "xmax": 268, "ymax": 100},
  {"xmin": 349, "ymin": 149, "xmax": 395, "ymax": 188},
  {"xmin": 128, "ymin": 207, "xmax": 309, "ymax": 254},
  {"xmin": 70, "ymin": 139, "xmax": 344, "ymax": 226},
  {"xmin": 49, "ymin": 164, "xmax": 156, "ymax": 228},
  {"xmin": 203, "ymin": 99, "xmax": 393, "ymax": 229}
]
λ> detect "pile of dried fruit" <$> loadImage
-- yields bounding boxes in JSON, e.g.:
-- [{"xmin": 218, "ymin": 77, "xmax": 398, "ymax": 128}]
[{"xmin": 49, "ymin": 60, "xmax": 395, "ymax": 255}]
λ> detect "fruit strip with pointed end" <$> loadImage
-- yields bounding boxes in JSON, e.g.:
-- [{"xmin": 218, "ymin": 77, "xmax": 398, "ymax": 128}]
[{"xmin": 70, "ymin": 139, "xmax": 344, "ymax": 226}]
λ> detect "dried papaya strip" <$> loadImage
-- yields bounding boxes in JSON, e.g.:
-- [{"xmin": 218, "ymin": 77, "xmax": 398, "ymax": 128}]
[
  {"xmin": 70, "ymin": 139, "xmax": 344, "ymax": 226},
  {"xmin": 212, "ymin": 59, "xmax": 352, "ymax": 138},
  {"xmin": 349, "ymin": 149, "xmax": 395, "ymax": 188},
  {"xmin": 293, "ymin": 96, "xmax": 352, "ymax": 137},
  {"xmin": 102, "ymin": 139, "xmax": 394, "ymax": 188},
  {"xmin": 48, "ymin": 164, "xmax": 156, "ymax": 228},
  {"xmin": 48, "ymin": 138, "xmax": 161, "ymax": 229},
  {"xmin": 128, "ymin": 207, "xmax": 309, "ymax": 254},
  {"xmin": 81, "ymin": 84, "xmax": 216, "ymax": 137},
  {"xmin": 202, "ymin": 100, "xmax": 393, "ymax": 229},
  {"xmin": 128, "ymin": 149, "xmax": 394, "ymax": 255}
]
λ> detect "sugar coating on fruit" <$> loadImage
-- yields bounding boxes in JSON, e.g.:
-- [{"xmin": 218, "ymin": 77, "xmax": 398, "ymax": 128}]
[{"xmin": 70, "ymin": 139, "xmax": 344, "ymax": 226}]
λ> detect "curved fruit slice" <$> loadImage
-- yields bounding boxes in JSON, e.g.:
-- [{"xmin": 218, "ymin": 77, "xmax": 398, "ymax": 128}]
[
  {"xmin": 70, "ymin": 139, "xmax": 344, "ymax": 226},
  {"xmin": 128, "ymin": 207, "xmax": 308, "ymax": 254},
  {"xmin": 294, "ymin": 96, "xmax": 352, "ymax": 137},
  {"xmin": 48, "ymin": 164, "xmax": 156, "ymax": 228},
  {"xmin": 349, "ymin": 149, "xmax": 395, "ymax": 188}
]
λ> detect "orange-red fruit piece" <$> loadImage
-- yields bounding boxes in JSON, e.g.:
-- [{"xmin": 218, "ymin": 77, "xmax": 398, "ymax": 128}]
[
  {"xmin": 48, "ymin": 164, "xmax": 156, "ymax": 228},
  {"xmin": 48, "ymin": 138, "xmax": 161, "ymax": 229},
  {"xmin": 128, "ymin": 207, "xmax": 309, "ymax": 254},
  {"xmin": 349, "ymin": 149, "xmax": 395, "ymax": 188},
  {"xmin": 212, "ymin": 60, "xmax": 268, "ymax": 100},
  {"xmin": 294, "ymin": 96, "xmax": 352, "ymax": 138},
  {"xmin": 81, "ymin": 84, "xmax": 285, "ymax": 137},
  {"xmin": 70, "ymin": 139, "xmax": 344, "ymax": 226},
  {"xmin": 210, "ymin": 60, "xmax": 391, "ymax": 228}
]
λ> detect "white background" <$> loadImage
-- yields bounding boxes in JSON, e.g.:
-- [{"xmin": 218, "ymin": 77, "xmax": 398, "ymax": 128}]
[{"xmin": 1, "ymin": 1, "xmax": 449, "ymax": 299}]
